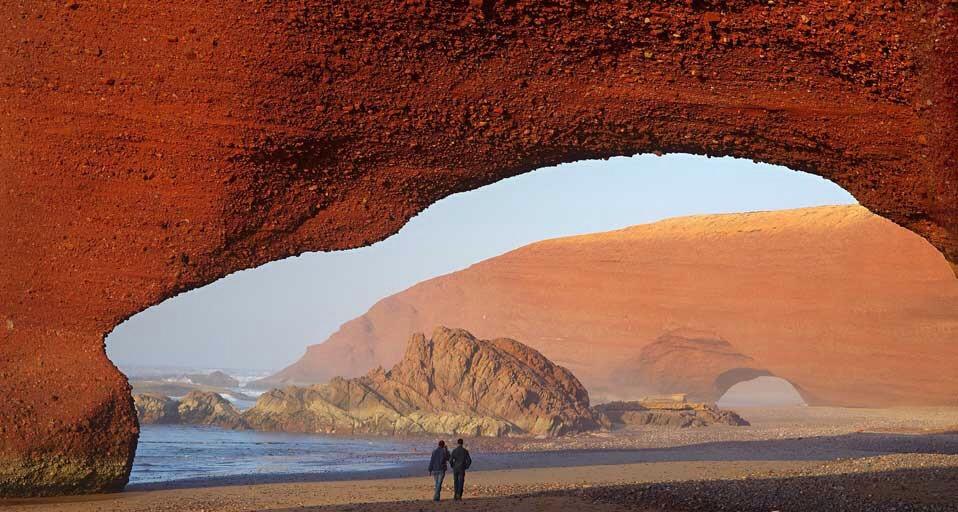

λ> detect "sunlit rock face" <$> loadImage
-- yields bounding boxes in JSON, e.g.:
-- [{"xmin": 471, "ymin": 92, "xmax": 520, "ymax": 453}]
[
  {"xmin": 175, "ymin": 391, "xmax": 247, "ymax": 430},
  {"xmin": 134, "ymin": 391, "xmax": 246, "ymax": 429},
  {"xmin": 264, "ymin": 206, "xmax": 958, "ymax": 406},
  {"xmin": 133, "ymin": 394, "xmax": 180, "ymax": 425},
  {"xmin": 244, "ymin": 327, "xmax": 603, "ymax": 437},
  {"xmin": 1, "ymin": 0, "xmax": 955, "ymax": 497}
]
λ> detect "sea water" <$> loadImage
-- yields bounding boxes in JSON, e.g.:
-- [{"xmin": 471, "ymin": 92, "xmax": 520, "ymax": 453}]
[{"xmin": 131, "ymin": 425, "xmax": 426, "ymax": 485}]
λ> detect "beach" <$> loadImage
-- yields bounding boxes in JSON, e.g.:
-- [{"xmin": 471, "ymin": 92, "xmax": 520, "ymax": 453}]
[{"xmin": 4, "ymin": 407, "xmax": 958, "ymax": 512}]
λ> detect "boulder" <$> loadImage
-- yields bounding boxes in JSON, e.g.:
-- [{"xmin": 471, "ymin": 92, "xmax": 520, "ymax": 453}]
[
  {"xmin": 177, "ymin": 391, "xmax": 247, "ymax": 429},
  {"xmin": 243, "ymin": 327, "xmax": 603, "ymax": 436},
  {"xmin": 133, "ymin": 393, "xmax": 180, "ymax": 424}
]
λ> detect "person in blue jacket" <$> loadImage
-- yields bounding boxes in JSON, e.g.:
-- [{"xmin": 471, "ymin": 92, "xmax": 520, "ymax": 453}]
[{"xmin": 427, "ymin": 439, "xmax": 450, "ymax": 501}]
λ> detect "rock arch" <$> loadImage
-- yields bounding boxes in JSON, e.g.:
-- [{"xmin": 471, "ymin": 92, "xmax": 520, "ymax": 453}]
[
  {"xmin": 713, "ymin": 368, "xmax": 776, "ymax": 401},
  {"xmin": 717, "ymin": 374, "xmax": 810, "ymax": 408},
  {"xmin": 1, "ymin": 0, "xmax": 955, "ymax": 496}
]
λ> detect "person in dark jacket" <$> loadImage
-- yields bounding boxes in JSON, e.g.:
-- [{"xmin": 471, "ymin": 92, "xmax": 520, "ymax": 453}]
[
  {"xmin": 427, "ymin": 440, "xmax": 450, "ymax": 501},
  {"xmin": 449, "ymin": 438, "xmax": 472, "ymax": 500}
]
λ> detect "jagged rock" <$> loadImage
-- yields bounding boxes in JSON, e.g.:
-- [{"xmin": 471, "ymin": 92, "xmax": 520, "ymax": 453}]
[
  {"xmin": 594, "ymin": 396, "xmax": 749, "ymax": 428},
  {"xmin": 177, "ymin": 391, "xmax": 247, "ymax": 429},
  {"xmin": 133, "ymin": 393, "xmax": 180, "ymax": 424},
  {"xmin": 243, "ymin": 327, "xmax": 602, "ymax": 437}
]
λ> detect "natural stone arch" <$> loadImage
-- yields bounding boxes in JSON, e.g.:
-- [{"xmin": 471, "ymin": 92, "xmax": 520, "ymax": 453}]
[
  {"xmin": 716, "ymin": 374, "xmax": 810, "ymax": 408},
  {"xmin": 713, "ymin": 368, "xmax": 775, "ymax": 401},
  {"xmin": 1, "ymin": 0, "xmax": 955, "ymax": 497}
]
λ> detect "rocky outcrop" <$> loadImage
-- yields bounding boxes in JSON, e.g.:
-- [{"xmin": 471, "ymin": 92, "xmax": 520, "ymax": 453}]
[
  {"xmin": 131, "ymin": 380, "xmax": 255, "ymax": 403},
  {"xmin": 176, "ymin": 391, "xmax": 247, "ymax": 429},
  {"xmin": 262, "ymin": 206, "xmax": 958, "ymax": 406},
  {"xmin": 2, "ymin": 0, "xmax": 956, "ymax": 497},
  {"xmin": 184, "ymin": 371, "xmax": 239, "ymax": 388},
  {"xmin": 133, "ymin": 392, "xmax": 246, "ymax": 429},
  {"xmin": 594, "ymin": 396, "xmax": 749, "ymax": 429},
  {"xmin": 133, "ymin": 394, "xmax": 180, "ymax": 425},
  {"xmin": 626, "ymin": 331, "xmax": 773, "ymax": 403},
  {"xmin": 244, "ymin": 327, "xmax": 602, "ymax": 437}
]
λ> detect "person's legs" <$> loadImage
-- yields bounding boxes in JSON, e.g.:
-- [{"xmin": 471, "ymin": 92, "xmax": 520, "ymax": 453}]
[
  {"xmin": 433, "ymin": 471, "xmax": 445, "ymax": 501},
  {"xmin": 453, "ymin": 471, "xmax": 465, "ymax": 499}
]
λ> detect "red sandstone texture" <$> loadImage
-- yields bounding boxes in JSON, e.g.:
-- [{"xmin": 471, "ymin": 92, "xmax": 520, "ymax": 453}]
[
  {"xmin": 264, "ymin": 206, "xmax": 958, "ymax": 406},
  {"xmin": 0, "ymin": 0, "xmax": 956, "ymax": 497}
]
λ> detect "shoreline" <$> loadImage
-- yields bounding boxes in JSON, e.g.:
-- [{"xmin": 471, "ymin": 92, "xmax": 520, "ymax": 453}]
[
  {"xmin": 6, "ymin": 406, "xmax": 958, "ymax": 511},
  {"xmin": 7, "ymin": 455, "xmax": 958, "ymax": 512}
]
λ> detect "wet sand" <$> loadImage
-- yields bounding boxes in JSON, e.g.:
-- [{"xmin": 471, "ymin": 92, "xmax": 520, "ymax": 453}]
[{"xmin": 5, "ymin": 407, "xmax": 958, "ymax": 512}]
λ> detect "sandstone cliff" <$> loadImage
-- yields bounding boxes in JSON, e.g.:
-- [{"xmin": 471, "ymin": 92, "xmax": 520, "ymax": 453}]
[
  {"xmin": 259, "ymin": 206, "xmax": 958, "ymax": 407},
  {"xmin": 244, "ymin": 327, "xmax": 602, "ymax": 437}
]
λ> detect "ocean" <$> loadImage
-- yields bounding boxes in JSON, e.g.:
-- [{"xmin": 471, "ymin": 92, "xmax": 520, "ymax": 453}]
[
  {"xmin": 122, "ymin": 365, "xmax": 429, "ymax": 485},
  {"xmin": 131, "ymin": 425, "xmax": 427, "ymax": 485}
]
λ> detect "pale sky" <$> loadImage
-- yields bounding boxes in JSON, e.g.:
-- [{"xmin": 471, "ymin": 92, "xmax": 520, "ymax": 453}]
[{"xmin": 107, "ymin": 154, "xmax": 856, "ymax": 372}]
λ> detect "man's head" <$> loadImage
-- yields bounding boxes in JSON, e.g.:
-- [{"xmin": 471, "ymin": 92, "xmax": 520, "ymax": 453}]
[
  {"xmin": 457, "ymin": 438, "xmax": 464, "ymax": 446},
  {"xmin": 438, "ymin": 440, "xmax": 445, "ymax": 448}
]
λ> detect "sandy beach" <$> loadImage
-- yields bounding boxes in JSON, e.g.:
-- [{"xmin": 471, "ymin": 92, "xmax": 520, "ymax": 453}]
[{"xmin": 5, "ymin": 407, "xmax": 958, "ymax": 512}]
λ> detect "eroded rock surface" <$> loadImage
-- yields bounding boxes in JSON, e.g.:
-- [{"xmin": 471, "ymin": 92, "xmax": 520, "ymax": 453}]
[
  {"xmin": 626, "ymin": 330, "xmax": 773, "ymax": 402},
  {"xmin": 594, "ymin": 396, "xmax": 750, "ymax": 428},
  {"xmin": 1, "ymin": 0, "xmax": 956, "ymax": 497},
  {"xmin": 133, "ymin": 392, "xmax": 246, "ymax": 429},
  {"xmin": 244, "ymin": 327, "xmax": 602, "ymax": 437},
  {"xmin": 176, "ymin": 391, "xmax": 247, "ymax": 429},
  {"xmin": 133, "ymin": 394, "xmax": 180, "ymax": 425}
]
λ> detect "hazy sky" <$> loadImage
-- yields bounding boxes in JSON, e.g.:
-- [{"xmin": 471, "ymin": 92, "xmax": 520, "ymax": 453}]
[{"xmin": 107, "ymin": 154, "xmax": 856, "ymax": 372}]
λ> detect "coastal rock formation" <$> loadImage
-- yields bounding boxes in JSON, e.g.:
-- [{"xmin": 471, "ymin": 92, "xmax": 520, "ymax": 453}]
[
  {"xmin": 1, "ymin": 0, "xmax": 956, "ymax": 496},
  {"xmin": 133, "ymin": 394, "xmax": 180, "ymax": 425},
  {"xmin": 130, "ymin": 380, "xmax": 255, "ymax": 404},
  {"xmin": 244, "ymin": 327, "xmax": 602, "ymax": 437},
  {"xmin": 594, "ymin": 396, "xmax": 750, "ymax": 429},
  {"xmin": 184, "ymin": 371, "xmax": 239, "ymax": 388},
  {"xmin": 262, "ymin": 206, "xmax": 958, "ymax": 406},
  {"xmin": 133, "ymin": 392, "xmax": 246, "ymax": 429},
  {"xmin": 176, "ymin": 391, "xmax": 247, "ymax": 429},
  {"xmin": 626, "ymin": 331, "xmax": 773, "ymax": 403}
]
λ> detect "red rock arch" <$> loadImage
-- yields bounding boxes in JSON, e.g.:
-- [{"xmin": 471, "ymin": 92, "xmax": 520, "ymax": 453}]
[{"xmin": 1, "ymin": 0, "xmax": 955, "ymax": 496}]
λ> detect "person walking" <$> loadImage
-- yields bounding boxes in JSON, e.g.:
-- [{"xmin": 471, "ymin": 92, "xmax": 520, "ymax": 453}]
[
  {"xmin": 427, "ymin": 440, "xmax": 450, "ymax": 501},
  {"xmin": 449, "ymin": 438, "xmax": 472, "ymax": 500}
]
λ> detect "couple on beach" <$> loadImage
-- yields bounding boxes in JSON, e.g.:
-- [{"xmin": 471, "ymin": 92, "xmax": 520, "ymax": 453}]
[{"xmin": 427, "ymin": 438, "xmax": 472, "ymax": 501}]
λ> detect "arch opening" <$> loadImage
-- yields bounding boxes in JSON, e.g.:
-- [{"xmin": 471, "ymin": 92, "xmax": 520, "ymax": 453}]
[
  {"xmin": 717, "ymin": 376, "xmax": 809, "ymax": 409},
  {"xmin": 106, "ymin": 153, "xmax": 859, "ymax": 374},
  {"xmin": 98, "ymin": 153, "xmax": 958, "ymax": 490}
]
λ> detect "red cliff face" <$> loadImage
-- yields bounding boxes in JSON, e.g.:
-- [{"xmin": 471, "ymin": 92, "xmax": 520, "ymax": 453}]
[
  {"xmin": 1, "ymin": 0, "xmax": 956, "ymax": 496},
  {"xmin": 265, "ymin": 206, "xmax": 958, "ymax": 406}
]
